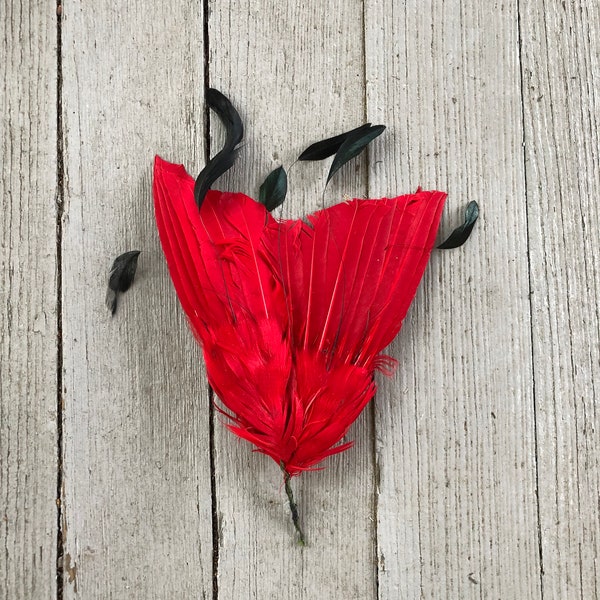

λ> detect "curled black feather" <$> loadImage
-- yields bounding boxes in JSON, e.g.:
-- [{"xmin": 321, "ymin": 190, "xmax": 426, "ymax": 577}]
[
  {"xmin": 437, "ymin": 201, "xmax": 479, "ymax": 249},
  {"xmin": 194, "ymin": 88, "xmax": 244, "ymax": 209},
  {"xmin": 106, "ymin": 250, "xmax": 141, "ymax": 315}
]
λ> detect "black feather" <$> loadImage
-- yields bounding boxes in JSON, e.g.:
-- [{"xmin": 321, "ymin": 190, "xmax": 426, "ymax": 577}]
[
  {"xmin": 259, "ymin": 166, "xmax": 288, "ymax": 212},
  {"xmin": 194, "ymin": 88, "xmax": 244, "ymax": 209},
  {"xmin": 437, "ymin": 201, "xmax": 479, "ymax": 249},
  {"xmin": 106, "ymin": 250, "xmax": 141, "ymax": 315},
  {"xmin": 326, "ymin": 125, "xmax": 386, "ymax": 184},
  {"xmin": 297, "ymin": 124, "xmax": 373, "ymax": 161}
]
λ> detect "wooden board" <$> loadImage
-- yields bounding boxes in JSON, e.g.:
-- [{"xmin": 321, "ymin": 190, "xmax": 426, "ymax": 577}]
[
  {"xmin": 3, "ymin": 1, "xmax": 599, "ymax": 598},
  {"xmin": 0, "ymin": 2, "xmax": 58, "ymax": 598},
  {"xmin": 521, "ymin": 1, "xmax": 600, "ymax": 597},
  {"xmin": 364, "ymin": 1, "xmax": 542, "ymax": 597},
  {"xmin": 207, "ymin": 1, "xmax": 377, "ymax": 598},
  {"xmin": 60, "ymin": 1, "xmax": 213, "ymax": 597}
]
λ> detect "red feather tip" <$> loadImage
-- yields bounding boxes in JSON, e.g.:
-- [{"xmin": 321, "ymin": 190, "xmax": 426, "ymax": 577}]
[{"xmin": 153, "ymin": 155, "xmax": 446, "ymax": 476}]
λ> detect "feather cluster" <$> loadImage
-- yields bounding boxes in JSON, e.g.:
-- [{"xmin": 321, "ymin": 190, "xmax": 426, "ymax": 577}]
[{"xmin": 153, "ymin": 156, "xmax": 446, "ymax": 476}]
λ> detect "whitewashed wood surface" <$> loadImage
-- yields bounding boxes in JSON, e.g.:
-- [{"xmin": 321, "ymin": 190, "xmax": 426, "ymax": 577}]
[
  {"xmin": 1, "ymin": 1, "xmax": 598, "ymax": 598},
  {"xmin": 1, "ymin": 2, "xmax": 58, "ymax": 599}
]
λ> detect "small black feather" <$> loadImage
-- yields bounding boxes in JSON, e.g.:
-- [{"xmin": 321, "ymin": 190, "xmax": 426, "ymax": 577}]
[
  {"xmin": 297, "ymin": 124, "xmax": 373, "ymax": 161},
  {"xmin": 106, "ymin": 250, "xmax": 141, "ymax": 315},
  {"xmin": 437, "ymin": 201, "xmax": 479, "ymax": 249},
  {"xmin": 259, "ymin": 166, "xmax": 288, "ymax": 212},
  {"xmin": 194, "ymin": 89, "xmax": 244, "ymax": 209},
  {"xmin": 326, "ymin": 125, "xmax": 386, "ymax": 185}
]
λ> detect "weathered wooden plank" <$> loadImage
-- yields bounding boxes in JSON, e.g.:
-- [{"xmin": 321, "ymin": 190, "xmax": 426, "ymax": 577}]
[
  {"xmin": 60, "ymin": 1, "xmax": 213, "ymax": 597},
  {"xmin": 521, "ymin": 2, "xmax": 600, "ymax": 597},
  {"xmin": 0, "ymin": 1, "xmax": 58, "ymax": 598},
  {"xmin": 208, "ymin": 1, "xmax": 377, "ymax": 597},
  {"xmin": 365, "ymin": 1, "xmax": 542, "ymax": 597}
]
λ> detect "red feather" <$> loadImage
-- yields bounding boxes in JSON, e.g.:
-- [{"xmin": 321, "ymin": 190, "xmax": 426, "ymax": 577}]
[{"xmin": 153, "ymin": 155, "xmax": 446, "ymax": 476}]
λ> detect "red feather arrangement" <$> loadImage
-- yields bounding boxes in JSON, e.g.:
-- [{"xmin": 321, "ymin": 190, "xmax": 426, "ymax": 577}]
[
  {"xmin": 154, "ymin": 156, "xmax": 445, "ymax": 471},
  {"xmin": 154, "ymin": 156, "xmax": 446, "ymax": 540},
  {"xmin": 151, "ymin": 89, "xmax": 476, "ymax": 544}
]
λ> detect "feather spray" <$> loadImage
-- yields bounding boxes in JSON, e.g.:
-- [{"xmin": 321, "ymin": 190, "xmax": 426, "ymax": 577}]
[{"xmin": 153, "ymin": 90, "xmax": 476, "ymax": 544}]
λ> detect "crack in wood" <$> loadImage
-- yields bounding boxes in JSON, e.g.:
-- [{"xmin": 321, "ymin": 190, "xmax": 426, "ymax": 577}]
[{"xmin": 516, "ymin": 0, "xmax": 546, "ymax": 596}]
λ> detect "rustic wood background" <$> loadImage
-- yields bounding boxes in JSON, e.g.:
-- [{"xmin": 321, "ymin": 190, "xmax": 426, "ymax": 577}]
[{"xmin": 2, "ymin": 0, "xmax": 598, "ymax": 598}]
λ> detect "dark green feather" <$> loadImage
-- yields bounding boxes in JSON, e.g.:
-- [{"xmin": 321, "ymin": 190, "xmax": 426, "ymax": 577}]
[
  {"xmin": 106, "ymin": 250, "xmax": 141, "ymax": 315},
  {"xmin": 326, "ymin": 125, "xmax": 386, "ymax": 184},
  {"xmin": 437, "ymin": 201, "xmax": 479, "ymax": 249},
  {"xmin": 298, "ymin": 124, "xmax": 373, "ymax": 161},
  {"xmin": 194, "ymin": 89, "xmax": 244, "ymax": 209},
  {"xmin": 259, "ymin": 166, "xmax": 288, "ymax": 212}
]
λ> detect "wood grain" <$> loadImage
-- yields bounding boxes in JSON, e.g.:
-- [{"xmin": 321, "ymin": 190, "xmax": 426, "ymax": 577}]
[
  {"xmin": 3, "ymin": 0, "xmax": 598, "ymax": 597},
  {"xmin": 365, "ymin": 1, "xmax": 542, "ymax": 597},
  {"xmin": 60, "ymin": 1, "xmax": 213, "ymax": 597},
  {"xmin": 521, "ymin": 1, "xmax": 600, "ymax": 597},
  {"xmin": 0, "ymin": 2, "xmax": 58, "ymax": 598},
  {"xmin": 207, "ymin": 1, "xmax": 377, "ymax": 598}
]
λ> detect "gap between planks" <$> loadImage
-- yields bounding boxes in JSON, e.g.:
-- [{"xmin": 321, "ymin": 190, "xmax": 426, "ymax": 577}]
[{"xmin": 55, "ymin": 1, "xmax": 65, "ymax": 598}]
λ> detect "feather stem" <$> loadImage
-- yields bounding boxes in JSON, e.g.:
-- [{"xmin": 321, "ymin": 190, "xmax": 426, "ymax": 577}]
[{"xmin": 281, "ymin": 464, "xmax": 305, "ymax": 546}]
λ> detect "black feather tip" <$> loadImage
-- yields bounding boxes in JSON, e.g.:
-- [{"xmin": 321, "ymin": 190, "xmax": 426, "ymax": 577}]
[
  {"xmin": 259, "ymin": 166, "xmax": 288, "ymax": 212},
  {"xmin": 194, "ymin": 88, "xmax": 244, "ymax": 209},
  {"xmin": 327, "ymin": 125, "xmax": 385, "ymax": 184},
  {"xmin": 437, "ymin": 201, "xmax": 479, "ymax": 249},
  {"xmin": 297, "ymin": 124, "xmax": 374, "ymax": 161},
  {"xmin": 297, "ymin": 123, "xmax": 385, "ymax": 187},
  {"xmin": 106, "ymin": 250, "xmax": 141, "ymax": 315}
]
